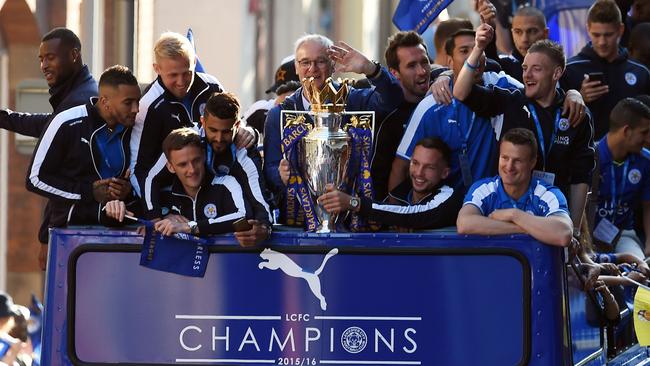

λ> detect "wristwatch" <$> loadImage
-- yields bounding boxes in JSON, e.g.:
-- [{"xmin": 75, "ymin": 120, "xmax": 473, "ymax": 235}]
[
  {"xmin": 349, "ymin": 196, "xmax": 360, "ymax": 211},
  {"xmin": 188, "ymin": 221, "xmax": 198, "ymax": 235},
  {"xmin": 366, "ymin": 60, "xmax": 381, "ymax": 79}
]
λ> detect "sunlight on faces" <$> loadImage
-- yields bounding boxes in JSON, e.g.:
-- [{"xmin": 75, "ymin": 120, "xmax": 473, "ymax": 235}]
[
  {"xmin": 449, "ymin": 35, "xmax": 485, "ymax": 84},
  {"xmin": 522, "ymin": 52, "xmax": 563, "ymax": 101},
  {"xmin": 201, "ymin": 113, "xmax": 238, "ymax": 154},
  {"xmin": 99, "ymin": 84, "xmax": 141, "ymax": 128},
  {"xmin": 154, "ymin": 55, "xmax": 195, "ymax": 99},
  {"xmin": 587, "ymin": 22, "xmax": 624, "ymax": 61},
  {"xmin": 295, "ymin": 41, "xmax": 333, "ymax": 90},
  {"xmin": 392, "ymin": 45, "xmax": 431, "ymax": 101},
  {"xmin": 498, "ymin": 141, "xmax": 537, "ymax": 188},
  {"xmin": 166, "ymin": 145, "xmax": 205, "ymax": 193},
  {"xmin": 409, "ymin": 146, "xmax": 450, "ymax": 196},
  {"xmin": 39, "ymin": 38, "xmax": 77, "ymax": 87},
  {"xmin": 511, "ymin": 16, "xmax": 548, "ymax": 56}
]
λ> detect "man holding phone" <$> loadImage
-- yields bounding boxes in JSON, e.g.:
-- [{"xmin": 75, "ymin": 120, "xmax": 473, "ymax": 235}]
[
  {"xmin": 561, "ymin": 0, "xmax": 650, "ymax": 139},
  {"xmin": 105, "ymin": 128, "xmax": 262, "ymax": 246}
]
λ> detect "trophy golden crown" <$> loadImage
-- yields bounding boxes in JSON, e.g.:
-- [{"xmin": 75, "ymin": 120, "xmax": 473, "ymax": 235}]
[{"xmin": 302, "ymin": 77, "xmax": 351, "ymax": 113}]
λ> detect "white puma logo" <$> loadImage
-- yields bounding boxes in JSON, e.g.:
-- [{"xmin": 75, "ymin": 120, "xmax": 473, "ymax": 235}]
[
  {"xmin": 258, "ymin": 248, "xmax": 339, "ymax": 311},
  {"xmin": 522, "ymin": 105, "xmax": 531, "ymax": 119},
  {"xmin": 171, "ymin": 113, "xmax": 181, "ymax": 122},
  {"xmin": 80, "ymin": 137, "xmax": 89, "ymax": 145}
]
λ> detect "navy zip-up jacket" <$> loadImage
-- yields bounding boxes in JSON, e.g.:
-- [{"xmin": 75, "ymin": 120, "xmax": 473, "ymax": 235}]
[
  {"xmin": 26, "ymin": 99, "xmax": 134, "ymax": 228},
  {"xmin": 0, "ymin": 65, "xmax": 98, "ymax": 137},
  {"xmin": 560, "ymin": 43, "xmax": 650, "ymax": 139},
  {"xmin": 129, "ymin": 72, "xmax": 223, "ymax": 219}
]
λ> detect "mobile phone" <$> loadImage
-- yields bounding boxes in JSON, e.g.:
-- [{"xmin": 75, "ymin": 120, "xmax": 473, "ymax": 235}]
[
  {"xmin": 588, "ymin": 72, "xmax": 604, "ymax": 83},
  {"xmin": 233, "ymin": 218, "xmax": 253, "ymax": 232}
]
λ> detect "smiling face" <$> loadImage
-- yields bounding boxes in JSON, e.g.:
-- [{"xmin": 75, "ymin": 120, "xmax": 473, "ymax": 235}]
[
  {"xmin": 409, "ymin": 145, "xmax": 450, "ymax": 196},
  {"xmin": 99, "ymin": 84, "xmax": 141, "ymax": 128},
  {"xmin": 522, "ymin": 51, "xmax": 562, "ymax": 102},
  {"xmin": 498, "ymin": 141, "xmax": 536, "ymax": 189},
  {"xmin": 39, "ymin": 38, "xmax": 78, "ymax": 87},
  {"xmin": 154, "ymin": 55, "xmax": 195, "ymax": 99},
  {"xmin": 295, "ymin": 40, "xmax": 333, "ymax": 89},
  {"xmin": 166, "ymin": 144, "xmax": 205, "ymax": 195},
  {"xmin": 201, "ymin": 112, "xmax": 237, "ymax": 155},
  {"xmin": 392, "ymin": 45, "xmax": 431, "ymax": 102},
  {"xmin": 626, "ymin": 119, "xmax": 650, "ymax": 154}
]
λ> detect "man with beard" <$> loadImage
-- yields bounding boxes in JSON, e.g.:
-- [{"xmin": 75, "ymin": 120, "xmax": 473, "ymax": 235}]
[
  {"xmin": 319, "ymin": 137, "xmax": 462, "ymax": 229},
  {"xmin": 453, "ymin": 23, "xmax": 593, "ymax": 232},
  {"xmin": 26, "ymin": 65, "xmax": 140, "ymax": 269}
]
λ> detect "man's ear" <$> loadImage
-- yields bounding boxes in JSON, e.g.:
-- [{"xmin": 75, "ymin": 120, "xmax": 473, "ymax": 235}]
[
  {"xmin": 389, "ymin": 67, "xmax": 400, "ymax": 79},
  {"xmin": 166, "ymin": 161, "xmax": 175, "ymax": 174},
  {"xmin": 153, "ymin": 62, "xmax": 160, "ymax": 75},
  {"xmin": 70, "ymin": 48, "xmax": 80, "ymax": 63},
  {"xmin": 199, "ymin": 115, "xmax": 205, "ymax": 128},
  {"xmin": 441, "ymin": 166, "xmax": 451, "ymax": 180},
  {"xmin": 552, "ymin": 66, "xmax": 564, "ymax": 82}
]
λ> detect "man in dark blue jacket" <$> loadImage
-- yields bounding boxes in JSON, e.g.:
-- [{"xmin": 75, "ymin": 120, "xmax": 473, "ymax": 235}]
[
  {"xmin": 0, "ymin": 27, "xmax": 97, "ymax": 137},
  {"xmin": 26, "ymin": 65, "xmax": 140, "ymax": 269},
  {"xmin": 263, "ymin": 34, "xmax": 404, "ymax": 224},
  {"xmin": 560, "ymin": 0, "xmax": 650, "ymax": 140}
]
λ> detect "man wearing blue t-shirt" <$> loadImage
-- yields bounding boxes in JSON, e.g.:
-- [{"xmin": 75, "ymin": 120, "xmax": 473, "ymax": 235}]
[
  {"xmin": 457, "ymin": 128, "xmax": 573, "ymax": 247},
  {"xmin": 593, "ymin": 98, "xmax": 650, "ymax": 259},
  {"xmin": 389, "ymin": 29, "xmax": 523, "ymax": 193}
]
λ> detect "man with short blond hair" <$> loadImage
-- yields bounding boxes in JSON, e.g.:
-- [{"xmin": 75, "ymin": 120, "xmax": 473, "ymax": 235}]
[{"xmin": 130, "ymin": 31, "xmax": 225, "ymax": 221}]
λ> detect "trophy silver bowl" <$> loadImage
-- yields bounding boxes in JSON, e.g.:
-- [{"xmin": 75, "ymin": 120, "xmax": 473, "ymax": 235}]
[{"xmin": 299, "ymin": 110, "xmax": 350, "ymax": 233}]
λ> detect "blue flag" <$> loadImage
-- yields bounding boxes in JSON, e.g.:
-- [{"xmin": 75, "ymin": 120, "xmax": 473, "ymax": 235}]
[
  {"xmin": 29, "ymin": 294, "xmax": 43, "ymax": 365},
  {"xmin": 140, "ymin": 220, "xmax": 210, "ymax": 277},
  {"xmin": 186, "ymin": 28, "xmax": 206, "ymax": 73},
  {"xmin": 392, "ymin": 0, "xmax": 453, "ymax": 34}
]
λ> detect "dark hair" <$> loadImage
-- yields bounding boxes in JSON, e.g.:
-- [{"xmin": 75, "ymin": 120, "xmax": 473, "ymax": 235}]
[
  {"xmin": 42, "ymin": 27, "xmax": 81, "ymax": 50},
  {"xmin": 609, "ymin": 97, "xmax": 650, "ymax": 131},
  {"xmin": 98, "ymin": 65, "xmax": 138, "ymax": 88},
  {"xmin": 588, "ymin": 0, "xmax": 622, "ymax": 25},
  {"xmin": 434, "ymin": 18, "xmax": 474, "ymax": 53},
  {"xmin": 528, "ymin": 39, "xmax": 565, "ymax": 69},
  {"xmin": 513, "ymin": 6, "xmax": 547, "ymax": 28},
  {"xmin": 385, "ymin": 31, "xmax": 428, "ymax": 70},
  {"xmin": 444, "ymin": 29, "xmax": 476, "ymax": 58},
  {"xmin": 634, "ymin": 94, "xmax": 650, "ymax": 108},
  {"xmin": 162, "ymin": 127, "xmax": 203, "ymax": 159},
  {"xmin": 414, "ymin": 137, "xmax": 452, "ymax": 167},
  {"xmin": 501, "ymin": 128, "xmax": 538, "ymax": 160},
  {"xmin": 204, "ymin": 92, "xmax": 240, "ymax": 120},
  {"xmin": 629, "ymin": 23, "xmax": 650, "ymax": 56},
  {"xmin": 275, "ymin": 81, "xmax": 301, "ymax": 96}
]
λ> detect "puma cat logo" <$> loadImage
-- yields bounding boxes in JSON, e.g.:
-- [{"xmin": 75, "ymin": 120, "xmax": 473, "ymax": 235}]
[
  {"xmin": 258, "ymin": 248, "xmax": 339, "ymax": 311},
  {"xmin": 171, "ymin": 113, "xmax": 181, "ymax": 122}
]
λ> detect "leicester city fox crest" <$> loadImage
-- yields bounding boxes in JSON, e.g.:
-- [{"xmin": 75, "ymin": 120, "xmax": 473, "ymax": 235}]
[{"xmin": 204, "ymin": 203, "xmax": 217, "ymax": 218}]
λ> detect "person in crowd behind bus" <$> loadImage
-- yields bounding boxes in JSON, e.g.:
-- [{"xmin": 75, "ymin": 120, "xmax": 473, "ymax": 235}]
[
  {"xmin": 457, "ymin": 128, "xmax": 573, "ymax": 247},
  {"xmin": 318, "ymin": 137, "xmax": 462, "ymax": 230}
]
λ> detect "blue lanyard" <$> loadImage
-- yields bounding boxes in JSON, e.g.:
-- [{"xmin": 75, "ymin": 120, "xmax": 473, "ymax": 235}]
[
  {"xmin": 610, "ymin": 159, "xmax": 629, "ymax": 221},
  {"xmin": 529, "ymin": 104, "xmax": 560, "ymax": 170},
  {"xmin": 452, "ymin": 100, "xmax": 475, "ymax": 153},
  {"xmin": 207, "ymin": 143, "xmax": 237, "ymax": 176}
]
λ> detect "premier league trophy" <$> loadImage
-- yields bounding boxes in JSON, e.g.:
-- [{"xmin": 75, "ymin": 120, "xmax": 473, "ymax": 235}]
[
  {"xmin": 281, "ymin": 77, "xmax": 374, "ymax": 233},
  {"xmin": 299, "ymin": 78, "xmax": 351, "ymax": 233}
]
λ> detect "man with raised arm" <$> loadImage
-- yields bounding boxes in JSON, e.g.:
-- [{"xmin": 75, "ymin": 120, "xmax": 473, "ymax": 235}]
[
  {"xmin": 453, "ymin": 22, "xmax": 593, "ymax": 235},
  {"xmin": 457, "ymin": 128, "xmax": 573, "ymax": 247}
]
